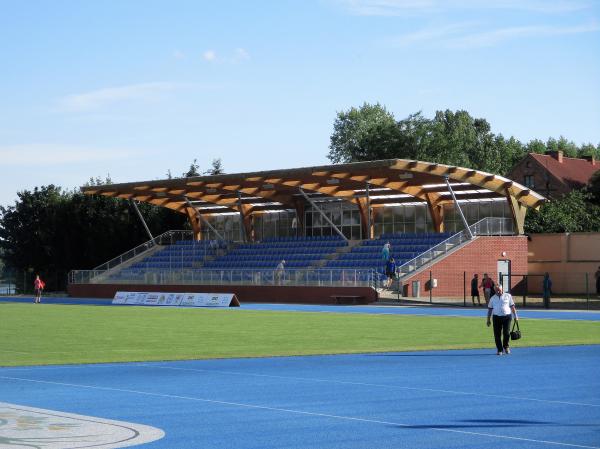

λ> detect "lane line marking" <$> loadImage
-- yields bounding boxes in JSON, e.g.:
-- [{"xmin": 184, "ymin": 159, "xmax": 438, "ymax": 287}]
[
  {"xmin": 1, "ymin": 375, "xmax": 598, "ymax": 449},
  {"xmin": 133, "ymin": 363, "xmax": 600, "ymax": 408}
]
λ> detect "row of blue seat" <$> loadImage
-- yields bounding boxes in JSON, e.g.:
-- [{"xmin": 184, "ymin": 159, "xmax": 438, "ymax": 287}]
[
  {"xmin": 234, "ymin": 246, "xmax": 333, "ymax": 254},
  {"xmin": 262, "ymin": 236, "xmax": 344, "ymax": 242},
  {"xmin": 237, "ymin": 241, "xmax": 347, "ymax": 249},
  {"xmin": 216, "ymin": 254, "xmax": 322, "ymax": 261}
]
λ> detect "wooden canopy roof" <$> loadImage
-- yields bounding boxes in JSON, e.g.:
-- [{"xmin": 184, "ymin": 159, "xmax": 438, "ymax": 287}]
[{"xmin": 83, "ymin": 159, "xmax": 544, "ymax": 215}]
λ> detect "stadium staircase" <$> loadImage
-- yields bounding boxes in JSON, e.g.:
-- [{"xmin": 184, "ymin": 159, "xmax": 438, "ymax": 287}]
[{"xmin": 322, "ymin": 232, "xmax": 453, "ymax": 282}]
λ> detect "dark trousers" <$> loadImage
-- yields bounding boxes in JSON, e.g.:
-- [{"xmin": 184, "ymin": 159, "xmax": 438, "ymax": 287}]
[{"xmin": 492, "ymin": 315, "xmax": 512, "ymax": 352}]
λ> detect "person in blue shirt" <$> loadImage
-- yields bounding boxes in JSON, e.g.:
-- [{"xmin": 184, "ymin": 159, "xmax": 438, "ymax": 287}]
[
  {"xmin": 543, "ymin": 272, "xmax": 552, "ymax": 308},
  {"xmin": 385, "ymin": 257, "xmax": 396, "ymax": 289}
]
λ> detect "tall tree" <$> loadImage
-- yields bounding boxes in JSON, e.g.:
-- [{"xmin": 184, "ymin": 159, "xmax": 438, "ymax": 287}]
[{"xmin": 328, "ymin": 102, "xmax": 400, "ymax": 163}]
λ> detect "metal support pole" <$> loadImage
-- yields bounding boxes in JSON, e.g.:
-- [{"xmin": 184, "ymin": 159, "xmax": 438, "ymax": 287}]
[
  {"xmin": 444, "ymin": 176, "xmax": 473, "ymax": 239},
  {"xmin": 463, "ymin": 271, "xmax": 466, "ymax": 307},
  {"xmin": 183, "ymin": 197, "xmax": 224, "ymax": 241},
  {"xmin": 586, "ymin": 272, "xmax": 589, "ymax": 310},
  {"xmin": 366, "ymin": 182, "xmax": 372, "ymax": 239},
  {"xmin": 131, "ymin": 200, "xmax": 155, "ymax": 244},
  {"xmin": 298, "ymin": 188, "xmax": 348, "ymax": 241},
  {"xmin": 429, "ymin": 271, "xmax": 433, "ymax": 304},
  {"xmin": 236, "ymin": 191, "xmax": 247, "ymax": 243}
]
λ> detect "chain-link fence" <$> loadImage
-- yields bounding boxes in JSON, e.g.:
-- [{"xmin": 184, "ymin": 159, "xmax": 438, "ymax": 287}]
[
  {"xmin": 381, "ymin": 270, "xmax": 600, "ymax": 310},
  {"xmin": 0, "ymin": 269, "xmax": 69, "ymax": 296}
]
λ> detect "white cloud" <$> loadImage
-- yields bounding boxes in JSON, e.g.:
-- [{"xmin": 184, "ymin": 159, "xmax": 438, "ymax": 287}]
[
  {"xmin": 447, "ymin": 22, "xmax": 600, "ymax": 48},
  {"xmin": 203, "ymin": 50, "xmax": 217, "ymax": 61},
  {"xmin": 0, "ymin": 144, "xmax": 140, "ymax": 165},
  {"xmin": 173, "ymin": 49, "xmax": 186, "ymax": 59},
  {"xmin": 336, "ymin": 0, "xmax": 592, "ymax": 16},
  {"xmin": 388, "ymin": 21, "xmax": 600, "ymax": 48},
  {"xmin": 202, "ymin": 48, "xmax": 251, "ymax": 63},
  {"xmin": 388, "ymin": 22, "xmax": 473, "ymax": 46},
  {"xmin": 234, "ymin": 48, "xmax": 250, "ymax": 61},
  {"xmin": 58, "ymin": 82, "xmax": 179, "ymax": 112}
]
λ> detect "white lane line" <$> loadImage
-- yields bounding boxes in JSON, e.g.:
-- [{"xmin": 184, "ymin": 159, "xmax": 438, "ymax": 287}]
[
  {"xmin": 1, "ymin": 375, "xmax": 598, "ymax": 449},
  {"xmin": 134, "ymin": 363, "xmax": 600, "ymax": 408}
]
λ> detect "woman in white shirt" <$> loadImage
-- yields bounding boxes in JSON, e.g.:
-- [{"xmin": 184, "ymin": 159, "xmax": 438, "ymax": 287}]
[{"xmin": 486, "ymin": 284, "xmax": 519, "ymax": 355}]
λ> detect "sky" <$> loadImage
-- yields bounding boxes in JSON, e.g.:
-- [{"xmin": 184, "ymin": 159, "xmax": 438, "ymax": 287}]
[{"xmin": 0, "ymin": 0, "xmax": 599, "ymax": 207}]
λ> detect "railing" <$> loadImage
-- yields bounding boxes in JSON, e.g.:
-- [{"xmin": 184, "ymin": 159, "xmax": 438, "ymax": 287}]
[
  {"xmin": 396, "ymin": 217, "xmax": 514, "ymax": 278},
  {"xmin": 92, "ymin": 230, "xmax": 198, "ymax": 271},
  {"xmin": 69, "ymin": 268, "xmax": 382, "ymax": 288}
]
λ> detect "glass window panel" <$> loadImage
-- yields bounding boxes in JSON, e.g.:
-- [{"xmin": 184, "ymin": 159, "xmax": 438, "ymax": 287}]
[
  {"xmin": 491, "ymin": 201, "xmax": 504, "ymax": 218},
  {"xmin": 374, "ymin": 224, "xmax": 383, "ymax": 238},
  {"xmin": 404, "ymin": 206, "xmax": 415, "ymax": 222},
  {"xmin": 479, "ymin": 202, "xmax": 492, "ymax": 219},
  {"xmin": 343, "ymin": 210, "xmax": 353, "ymax": 226}
]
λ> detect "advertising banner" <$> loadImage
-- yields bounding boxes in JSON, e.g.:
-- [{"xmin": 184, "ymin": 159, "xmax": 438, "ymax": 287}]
[{"xmin": 112, "ymin": 291, "xmax": 239, "ymax": 307}]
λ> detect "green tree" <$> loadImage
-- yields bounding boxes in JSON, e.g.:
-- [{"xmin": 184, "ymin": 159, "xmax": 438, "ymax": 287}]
[
  {"xmin": 206, "ymin": 158, "xmax": 225, "ymax": 175},
  {"xmin": 525, "ymin": 190, "xmax": 600, "ymax": 233},
  {"xmin": 328, "ymin": 102, "xmax": 400, "ymax": 163},
  {"xmin": 588, "ymin": 170, "xmax": 600, "ymax": 205}
]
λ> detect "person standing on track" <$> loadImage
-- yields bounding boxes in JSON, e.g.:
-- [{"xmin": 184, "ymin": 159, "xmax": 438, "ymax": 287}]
[
  {"xmin": 480, "ymin": 273, "xmax": 495, "ymax": 305},
  {"xmin": 33, "ymin": 275, "xmax": 45, "ymax": 304},
  {"xmin": 471, "ymin": 273, "xmax": 481, "ymax": 306},
  {"xmin": 486, "ymin": 284, "xmax": 519, "ymax": 355}
]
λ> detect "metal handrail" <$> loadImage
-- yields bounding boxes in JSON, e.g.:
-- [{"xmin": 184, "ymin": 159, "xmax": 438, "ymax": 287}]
[
  {"xmin": 91, "ymin": 230, "xmax": 200, "ymax": 271},
  {"xmin": 396, "ymin": 217, "xmax": 514, "ymax": 278},
  {"xmin": 69, "ymin": 267, "xmax": 381, "ymax": 288}
]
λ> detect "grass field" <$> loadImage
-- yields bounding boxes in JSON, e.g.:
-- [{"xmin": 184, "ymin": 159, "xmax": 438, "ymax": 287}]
[{"xmin": 1, "ymin": 303, "xmax": 599, "ymax": 366}]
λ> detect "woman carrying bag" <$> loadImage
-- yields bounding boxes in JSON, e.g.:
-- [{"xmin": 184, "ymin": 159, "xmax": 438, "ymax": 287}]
[{"xmin": 486, "ymin": 284, "xmax": 519, "ymax": 355}]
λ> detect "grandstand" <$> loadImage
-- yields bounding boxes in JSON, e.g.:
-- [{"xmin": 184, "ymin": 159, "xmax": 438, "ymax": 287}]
[{"xmin": 69, "ymin": 159, "xmax": 544, "ymax": 303}]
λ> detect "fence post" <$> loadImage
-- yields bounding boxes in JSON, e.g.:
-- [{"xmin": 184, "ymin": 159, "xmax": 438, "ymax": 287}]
[
  {"xmin": 586, "ymin": 272, "xmax": 589, "ymax": 310},
  {"xmin": 429, "ymin": 271, "xmax": 432, "ymax": 304},
  {"xmin": 463, "ymin": 271, "xmax": 466, "ymax": 307},
  {"xmin": 523, "ymin": 275, "xmax": 527, "ymax": 307}
]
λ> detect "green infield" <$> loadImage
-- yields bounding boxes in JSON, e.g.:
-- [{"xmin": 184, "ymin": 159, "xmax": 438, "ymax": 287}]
[{"xmin": 1, "ymin": 303, "xmax": 599, "ymax": 366}]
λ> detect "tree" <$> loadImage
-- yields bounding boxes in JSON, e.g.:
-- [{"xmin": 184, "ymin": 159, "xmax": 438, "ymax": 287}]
[
  {"xmin": 184, "ymin": 159, "xmax": 201, "ymax": 177},
  {"xmin": 327, "ymin": 106, "xmax": 525, "ymax": 175},
  {"xmin": 206, "ymin": 158, "xmax": 225, "ymax": 175},
  {"xmin": 588, "ymin": 170, "xmax": 600, "ymax": 205},
  {"xmin": 524, "ymin": 190, "xmax": 600, "ymax": 233},
  {"xmin": 0, "ymin": 185, "xmax": 188, "ymax": 291},
  {"xmin": 328, "ymin": 102, "xmax": 400, "ymax": 163}
]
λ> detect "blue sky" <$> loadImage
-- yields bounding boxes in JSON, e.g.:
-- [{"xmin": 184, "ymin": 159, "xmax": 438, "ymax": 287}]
[{"xmin": 1, "ymin": 0, "xmax": 599, "ymax": 207}]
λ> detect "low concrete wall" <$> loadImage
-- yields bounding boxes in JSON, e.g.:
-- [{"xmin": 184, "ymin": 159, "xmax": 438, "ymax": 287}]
[
  {"xmin": 68, "ymin": 283, "xmax": 378, "ymax": 305},
  {"xmin": 528, "ymin": 233, "xmax": 600, "ymax": 294}
]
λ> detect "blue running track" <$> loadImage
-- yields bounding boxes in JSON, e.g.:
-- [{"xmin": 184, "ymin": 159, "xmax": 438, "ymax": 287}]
[{"xmin": 1, "ymin": 297, "xmax": 599, "ymax": 448}]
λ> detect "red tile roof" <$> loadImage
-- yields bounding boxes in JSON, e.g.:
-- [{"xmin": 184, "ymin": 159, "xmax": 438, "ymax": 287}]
[{"xmin": 530, "ymin": 153, "xmax": 599, "ymax": 188}]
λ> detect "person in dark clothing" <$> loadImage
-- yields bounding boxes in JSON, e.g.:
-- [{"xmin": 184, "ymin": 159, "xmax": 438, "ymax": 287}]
[
  {"xmin": 385, "ymin": 257, "xmax": 397, "ymax": 289},
  {"xmin": 595, "ymin": 266, "xmax": 600, "ymax": 297},
  {"xmin": 543, "ymin": 272, "xmax": 552, "ymax": 308},
  {"xmin": 471, "ymin": 274, "xmax": 481, "ymax": 306},
  {"xmin": 487, "ymin": 284, "xmax": 519, "ymax": 355}
]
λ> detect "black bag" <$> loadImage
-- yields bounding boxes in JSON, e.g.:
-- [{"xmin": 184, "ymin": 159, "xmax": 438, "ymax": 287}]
[{"xmin": 510, "ymin": 320, "xmax": 522, "ymax": 340}]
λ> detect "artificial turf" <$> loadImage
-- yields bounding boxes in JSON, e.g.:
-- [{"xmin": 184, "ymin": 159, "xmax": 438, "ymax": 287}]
[{"xmin": 1, "ymin": 303, "xmax": 599, "ymax": 366}]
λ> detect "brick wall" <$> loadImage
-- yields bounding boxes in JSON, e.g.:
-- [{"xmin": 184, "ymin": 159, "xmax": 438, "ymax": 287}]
[{"xmin": 402, "ymin": 236, "xmax": 528, "ymax": 298}]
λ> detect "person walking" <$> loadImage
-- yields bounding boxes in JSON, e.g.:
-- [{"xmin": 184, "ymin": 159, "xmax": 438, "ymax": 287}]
[
  {"xmin": 385, "ymin": 257, "xmax": 397, "ymax": 289},
  {"xmin": 275, "ymin": 260, "xmax": 285, "ymax": 285},
  {"xmin": 381, "ymin": 241, "xmax": 391, "ymax": 262},
  {"xmin": 480, "ymin": 273, "xmax": 495, "ymax": 305},
  {"xmin": 542, "ymin": 272, "xmax": 552, "ymax": 309},
  {"xmin": 33, "ymin": 275, "xmax": 45, "ymax": 304},
  {"xmin": 471, "ymin": 273, "xmax": 481, "ymax": 306},
  {"xmin": 595, "ymin": 266, "xmax": 600, "ymax": 297},
  {"xmin": 486, "ymin": 284, "xmax": 519, "ymax": 355}
]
